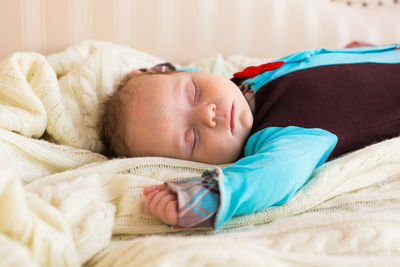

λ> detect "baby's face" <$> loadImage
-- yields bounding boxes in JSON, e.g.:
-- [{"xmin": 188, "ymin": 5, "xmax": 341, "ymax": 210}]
[{"xmin": 122, "ymin": 71, "xmax": 253, "ymax": 164}]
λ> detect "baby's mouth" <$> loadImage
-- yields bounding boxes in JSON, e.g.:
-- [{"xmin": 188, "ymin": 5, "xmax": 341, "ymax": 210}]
[{"xmin": 230, "ymin": 103, "xmax": 235, "ymax": 134}]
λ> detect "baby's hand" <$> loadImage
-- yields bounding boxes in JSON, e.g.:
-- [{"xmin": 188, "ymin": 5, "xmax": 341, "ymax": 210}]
[
  {"xmin": 345, "ymin": 41, "xmax": 375, "ymax": 48},
  {"xmin": 143, "ymin": 184, "xmax": 178, "ymax": 226}
]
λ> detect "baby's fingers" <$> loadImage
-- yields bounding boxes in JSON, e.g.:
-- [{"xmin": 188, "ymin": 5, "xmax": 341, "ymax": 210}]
[
  {"xmin": 144, "ymin": 189, "xmax": 178, "ymax": 226},
  {"xmin": 144, "ymin": 190, "xmax": 159, "ymax": 214},
  {"xmin": 156, "ymin": 194, "xmax": 178, "ymax": 225},
  {"xmin": 143, "ymin": 184, "xmax": 166, "ymax": 195},
  {"xmin": 149, "ymin": 190, "xmax": 170, "ymax": 215},
  {"xmin": 164, "ymin": 200, "xmax": 178, "ymax": 226}
]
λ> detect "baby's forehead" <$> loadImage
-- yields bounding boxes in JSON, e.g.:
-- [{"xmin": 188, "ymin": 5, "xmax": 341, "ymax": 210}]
[
  {"xmin": 126, "ymin": 72, "xmax": 162, "ymax": 87},
  {"xmin": 123, "ymin": 74, "xmax": 164, "ymax": 96},
  {"xmin": 124, "ymin": 72, "xmax": 183, "ymax": 98},
  {"xmin": 121, "ymin": 75, "xmax": 170, "ymax": 111}
]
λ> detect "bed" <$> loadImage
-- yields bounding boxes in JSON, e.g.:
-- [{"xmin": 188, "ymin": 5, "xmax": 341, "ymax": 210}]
[{"xmin": 1, "ymin": 0, "xmax": 400, "ymax": 266}]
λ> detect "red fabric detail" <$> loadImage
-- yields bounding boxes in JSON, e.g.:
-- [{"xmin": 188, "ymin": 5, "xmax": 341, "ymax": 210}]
[{"xmin": 233, "ymin": 61, "xmax": 285, "ymax": 78}]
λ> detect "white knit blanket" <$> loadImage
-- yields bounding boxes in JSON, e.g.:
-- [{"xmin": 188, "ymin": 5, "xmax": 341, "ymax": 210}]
[{"xmin": 1, "ymin": 41, "xmax": 400, "ymax": 266}]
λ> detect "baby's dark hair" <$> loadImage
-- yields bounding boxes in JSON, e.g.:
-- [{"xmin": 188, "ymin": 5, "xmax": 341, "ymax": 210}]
[{"xmin": 101, "ymin": 73, "xmax": 132, "ymax": 157}]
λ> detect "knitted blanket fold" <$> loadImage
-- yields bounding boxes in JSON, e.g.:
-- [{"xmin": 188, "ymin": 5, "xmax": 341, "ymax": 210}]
[{"xmin": 0, "ymin": 41, "xmax": 400, "ymax": 266}]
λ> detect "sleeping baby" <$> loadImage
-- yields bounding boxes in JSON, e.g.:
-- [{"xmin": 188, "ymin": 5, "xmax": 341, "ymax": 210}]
[{"xmin": 101, "ymin": 44, "xmax": 400, "ymax": 229}]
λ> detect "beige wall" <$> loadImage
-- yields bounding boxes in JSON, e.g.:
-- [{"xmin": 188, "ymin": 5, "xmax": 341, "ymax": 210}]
[{"xmin": 0, "ymin": 0, "xmax": 399, "ymax": 63}]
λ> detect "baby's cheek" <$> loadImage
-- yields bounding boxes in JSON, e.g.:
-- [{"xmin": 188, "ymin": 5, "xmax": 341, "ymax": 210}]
[{"xmin": 201, "ymin": 136, "xmax": 240, "ymax": 164}]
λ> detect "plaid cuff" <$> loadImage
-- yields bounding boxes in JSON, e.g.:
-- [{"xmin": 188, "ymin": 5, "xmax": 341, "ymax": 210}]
[{"xmin": 166, "ymin": 169, "xmax": 221, "ymax": 228}]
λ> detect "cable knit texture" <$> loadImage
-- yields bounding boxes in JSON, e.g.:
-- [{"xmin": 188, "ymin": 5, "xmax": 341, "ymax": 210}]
[{"xmin": 0, "ymin": 41, "xmax": 400, "ymax": 266}]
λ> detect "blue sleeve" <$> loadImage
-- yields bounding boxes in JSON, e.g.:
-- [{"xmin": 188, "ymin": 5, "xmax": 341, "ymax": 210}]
[
  {"xmin": 214, "ymin": 126, "xmax": 337, "ymax": 229},
  {"xmin": 247, "ymin": 44, "xmax": 400, "ymax": 93}
]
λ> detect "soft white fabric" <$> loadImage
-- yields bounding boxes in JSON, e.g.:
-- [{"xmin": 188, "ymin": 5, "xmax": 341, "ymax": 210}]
[
  {"xmin": 85, "ymin": 137, "xmax": 400, "ymax": 266},
  {"xmin": 0, "ymin": 41, "xmax": 400, "ymax": 266}
]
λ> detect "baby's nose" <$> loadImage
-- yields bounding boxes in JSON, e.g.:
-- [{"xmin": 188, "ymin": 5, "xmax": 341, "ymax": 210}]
[{"xmin": 202, "ymin": 103, "xmax": 216, "ymax": 128}]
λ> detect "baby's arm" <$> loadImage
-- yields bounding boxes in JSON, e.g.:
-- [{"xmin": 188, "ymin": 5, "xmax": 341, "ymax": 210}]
[
  {"xmin": 143, "ymin": 184, "xmax": 178, "ymax": 226},
  {"xmin": 144, "ymin": 127, "xmax": 337, "ymax": 229}
]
